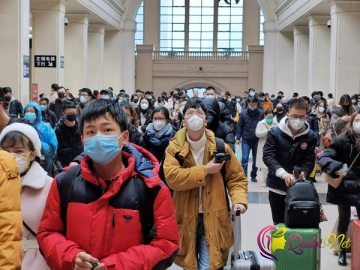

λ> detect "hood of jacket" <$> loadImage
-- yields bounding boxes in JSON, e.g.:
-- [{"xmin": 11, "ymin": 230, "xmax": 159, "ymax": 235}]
[
  {"xmin": 23, "ymin": 102, "xmax": 43, "ymax": 125},
  {"xmin": 278, "ymin": 116, "xmax": 310, "ymax": 139},
  {"xmin": 81, "ymin": 142, "xmax": 162, "ymax": 190}
]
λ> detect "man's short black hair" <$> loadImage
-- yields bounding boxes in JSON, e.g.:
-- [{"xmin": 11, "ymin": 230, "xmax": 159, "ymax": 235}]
[
  {"xmin": 278, "ymin": 91, "xmax": 284, "ymax": 95},
  {"xmin": 2, "ymin": 87, "xmax": 12, "ymax": 94},
  {"xmin": 206, "ymin": 86, "xmax": 216, "ymax": 92},
  {"xmin": 183, "ymin": 100, "xmax": 207, "ymax": 115},
  {"xmin": 145, "ymin": 91, "xmax": 151, "ymax": 96},
  {"xmin": 51, "ymin": 83, "xmax": 59, "ymax": 90},
  {"xmin": 172, "ymin": 94, "xmax": 180, "ymax": 100},
  {"xmin": 328, "ymin": 93, "xmax": 333, "ymax": 98},
  {"xmin": 311, "ymin": 91, "xmax": 318, "ymax": 97},
  {"xmin": 247, "ymin": 94, "xmax": 259, "ymax": 103},
  {"xmin": 258, "ymin": 92, "xmax": 265, "ymax": 97},
  {"xmin": 79, "ymin": 99, "xmax": 128, "ymax": 134},
  {"xmin": 63, "ymin": 101, "xmax": 76, "ymax": 112},
  {"xmin": 80, "ymin": 88, "xmax": 92, "ymax": 97},
  {"xmin": 293, "ymin": 92, "xmax": 299, "ymax": 98},
  {"xmin": 289, "ymin": 97, "xmax": 309, "ymax": 111},
  {"xmin": 318, "ymin": 91, "xmax": 323, "ymax": 97},
  {"xmin": 40, "ymin": 97, "xmax": 50, "ymax": 104}
]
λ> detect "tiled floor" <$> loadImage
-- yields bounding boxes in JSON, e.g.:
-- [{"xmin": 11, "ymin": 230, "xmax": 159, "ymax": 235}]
[{"xmin": 170, "ymin": 170, "xmax": 352, "ymax": 270}]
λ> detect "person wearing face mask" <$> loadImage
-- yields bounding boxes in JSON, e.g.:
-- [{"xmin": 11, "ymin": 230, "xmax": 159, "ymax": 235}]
[
  {"xmin": 0, "ymin": 123, "xmax": 53, "ymax": 270},
  {"xmin": 54, "ymin": 102, "xmax": 83, "ymax": 167},
  {"xmin": 319, "ymin": 112, "xmax": 360, "ymax": 266},
  {"xmin": 255, "ymin": 109, "xmax": 278, "ymax": 187},
  {"xmin": 330, "ymin": 94, "xmax": 356, "ymax": 140},
  {"xmin": 2, "ymin": 87, "xmax": 23, "ymax": 118},
  {"xmin": 263, "ymin": 97, "xmax": 317, "ymax": 225},
  {"xmin": 201, "ymin": 97, "xmax": 235, "ymax": 152},
  {"xmin": 302, "ymin": 96, "xmax": 320, "ymax": 154},
  {"xmin": 154, "ymin": 96, "xmax": 168, "ymax": 109},
  {"xmin": 274, "ymin": 103, "xmax": 286, "ymax": 123},
  {"xmin": 205, "ymin": 86, "xmax": 233, "ymax": 126},
  {"xmin": 172, "ymin": 99, "xmax": 188, "ymax": 131},
  {"xmin": 49, "ymin": 86, "xmax": 67, "ymax": 120},
  {"xmin": 137, "ymin": 97, "xmax": 153, "ymax": 133},
  {"xmin": 130, "ymin": 94, "xmax": 139, "ymax": 108},
  {"xmin": 236, "ymin": 94, "xmax": 264, "ymax": 182},
  {"xmin": 99, "ymin": 89, "xmax": 112, "ymax": 100},
  {"xmin": 144, "ymin": 107, "xmax": 174, "ymax": 163},
  {"xmin": 23, "ymin": 102, "xmax": 58, "ymax": 172},
  {"xmin": 315, "ymin": 100, "xmax": 331, "ymax": 151},
  {"xmin": 163, "ymin": 100, "xmax": 248, "ymax": 270},
  {"xmin": 76, "ymin": 88, "xmax": 92, "ymax": 117},
  {"xmin": 39, "ymin": 97, "xmax": 58, "ymax": 128},
  {"xmin": 37, "ymin": 99, "xmax": 179, "ymax": 270}
]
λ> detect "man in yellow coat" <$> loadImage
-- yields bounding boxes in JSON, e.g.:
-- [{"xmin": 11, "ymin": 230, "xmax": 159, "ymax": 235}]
[{"xmin": 164, "ymin": 100, "xmax": 248, "ymax": 270}]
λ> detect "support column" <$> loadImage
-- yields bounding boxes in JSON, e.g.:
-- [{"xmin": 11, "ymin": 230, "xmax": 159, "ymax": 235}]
[
  {"xmin": 64, "ymin": 14, "xmax": 88, "ymax": 91},
  {"xmin": 243, "ymin": 0, "xmax": 261, "ymax": 49},
  {"xmin": 143, "ymin": 0, "xmax": 159, "ymax": 50},
  {"xmin": 104, "ymin": 30, "xmax": 122, "ymax": 91},
  {"xmin": 32, "ymin": 0, "xmax": 66, "ymax": 91},
  {"xmin": 293, "ymin": 26, "xmax": 309, "ymax": 97},
  {"xmin": 308, "ymin": 16, "xmax": 331, "ymax": 97},
  {"xmin": 247, "ymin": 45, "xmax": 264, "ymax": 91},
  {"xmin": 88, "ymin": 24, "xmax": 105, "ymax": 90},
  {"xmin": 329, "ymin": 1, "xmax": 360, "ymax": 100},
  {"xmin": 262, "ymin": 20, "xmax": 277, "ymax": 95},
  {"xmin": 0, "ymin": 0, "xmax": 30, "ymax": 104},
  {"xmin": 122, "ymin": 20, "xmax": 136, "ymax": 93},
  {"xmin": 276, "ymin": 31, "xmax": 294, "ymax": 97},
  {"xmin": 136, "ymin": 45, "xmax": 153, "ymax": 93}
]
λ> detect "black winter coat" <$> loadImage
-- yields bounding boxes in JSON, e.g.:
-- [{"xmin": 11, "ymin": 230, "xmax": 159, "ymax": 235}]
[
  {"xmin": 214, "ymin": 122, "xmax": 235, "ymax": 152},
  {"xmin": 49, "ymin": 98, "xmax": 65, "ymax": 120},
  {"xmin": 307, "ymin": 113, "xmax": 320, "ymax": 146},
  {"xmin": 263, "ymin": 121, "xmax": 317, "ymax": 192},
  {"xmin": 128, "ymin": 123, "xmax": 145, "ymax": 148},
  {"xmin": 5, "ymin": 99, "xmax": 23, "ymax": 118},
  {"xmin": 236, "ymin": 108, "xmax": 264, "ymax": 142},
  {"xmin": 54, "ymin": 118, "xmax": 84, "ymax": 167},
  {"xmin": 42, "ymin": 109, "xmax": 58, "ymax": 128},
  {"xmin": 319, "ymin": 131, "xmax": 360, "ymax": 207}
]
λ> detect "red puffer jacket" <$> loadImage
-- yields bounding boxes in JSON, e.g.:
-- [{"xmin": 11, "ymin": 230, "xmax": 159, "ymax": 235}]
[{"xmin": 37, "ymin": 143, "xmax": 179, "ymax": 270}]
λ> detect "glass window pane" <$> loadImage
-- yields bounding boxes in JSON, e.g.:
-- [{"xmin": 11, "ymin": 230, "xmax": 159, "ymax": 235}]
[
  {"xmin": 173, "ymin": 7, "xmax": 185, "ymax": 15},
  {"xmin": 231, "ymin": 24, "xmax": 243, "ymax": 32},
  {"xmin": 174, "ymin": 0, "xmax": 185, "ymax": 6},
  {"xmin": 189, "ymin": 16, "xmax": 201, "ymax": 23},
  {"xmin": 202, "ymin": 0, "xmax": 213, "ymax": 7},
  {"xmin": 160, "ymin": 23, "xmax": 172, "ymax": 31},
  {"xmin": 173, "ymin": 32, "xmax": 185, "ymax": 40},
  {"xmin": 218, "ymin": 24, "xmax": 230, "ymax": 32},
  {"xmin": 173, "ymin": 40, "xmax": 184, "ymax": 48},
  {"xmin": 218, "ymin": 40, "xmax": 229, "ymax": 49},
  {"xmin": 230, "ymin": 40, "xmax": 242, "ymax": 48},
  {"xmin": 202, "ymin": 16, "xmax": 213, "ymax": 23},
  {"xmin": 218, "ymin": 7, "xmax": 231, "ymax": 16},
  {"xmin": 231, "ymin": 32, "xmax": 242, "ymax": 39},
  {"xmin": 160, "ymin": 6, "xmax": 173, "ymax": 14},
  {"xmin": 161, "ymin": 15, "xmax": 173, "ymax": 23},
  {"xmin": 189, "ymin": 0, "xmax": 202, "ymax": 7},
  {"xmin": 218, "ymin": 16, "xmax": 230, "ymax": 23},
  {"xmin": 201, "ymin": 40, "xmax": 213, "ymax": 49},
  {"xmin": 137, "ymin": 23, "xmax": 143, "ymax": 32},
  {"xmin": 173, "ymin": 15, "xmax": 185, "ymax": 23},
  {"xmin": 189, "ymin": 23, "xmax": 201, "ymax": 31},
  {"xmin": 202, "ymin": 7, "xmax": 213, "ymax": 15},
  {"xmin": 201, "ymin": 32, "xmax": 213, "ymax": 39},
  {"xmin": 218, "ymin": 32, "xmax": 230, "ymax": 40},
  {"xmin": 189, "ymin": 7, "xmax": 202, "ymax": 15},
  {"xmin": 202, "ymin": 24, "xmax": 213, "ymax": 31},
  {"xmin": 161, "ymin": 0, "xmax": 172, "ymax": 6},
  {"xmin": 160, "ymin": 40, "xmax": 171, "ymax": 48},
  {"xmin": 189, "ymin": 40, "xmax": 200, "ymax": 48},
  {"xmin": 173, "ymin": 24, "xmax": 184, "ymax": 31},
  {"xmin": 135, "ymin": 32, "xmax": 142, "ymax": 40},
  {"xmin": 189, "ymin": 32, "xmax": 201, "ymax": 39}
]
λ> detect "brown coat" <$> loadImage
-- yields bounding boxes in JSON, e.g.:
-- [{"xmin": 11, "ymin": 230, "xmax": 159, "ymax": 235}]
[{"xmin": 164, "ymin": 128, "xmax": 248, "ymax": 269}]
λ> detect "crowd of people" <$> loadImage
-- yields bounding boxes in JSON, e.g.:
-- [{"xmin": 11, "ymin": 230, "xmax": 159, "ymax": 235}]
[{"xmin": 0, "ymin": 83, "xmax": 359, "ymax": 269}]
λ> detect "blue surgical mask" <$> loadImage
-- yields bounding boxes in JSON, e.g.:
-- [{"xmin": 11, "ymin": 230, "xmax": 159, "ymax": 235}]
[
  {"xmin": 250, "ymin": 92, "xmax": 255, "ymax": 97},
  {"xmin": 101, "ymin": 95, "xmax": 109, "ymax": 100},
  {"xmin": 39, "ymin": 105, "xmax": 47, "ymax": 112},
  {"xmin": 80, "ymin": 96, "xmax": 88, "ymax": 104},
  {"xmin": 84, "ymin": 133, "xmax": 124, "ymax": 165},
  {"xmin": 266, "ymin": 118, "xmax": 273, "ymax": 124},
  {"xmin": 236, "ymin": 98, "xmax": 241, "ymax": 102},
  {"xmin": 24, "ymin": 112, "xmax": 37, "ymax": 124}
]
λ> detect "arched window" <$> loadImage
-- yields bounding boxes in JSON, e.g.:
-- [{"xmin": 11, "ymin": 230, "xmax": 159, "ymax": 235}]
[
  {"xmin": 135, "ymin": 2, "xmax": 144, "ymax": 48},
  {"xmin": 259, "ymin": 9, "xmax": 265, "ymax": 46}
]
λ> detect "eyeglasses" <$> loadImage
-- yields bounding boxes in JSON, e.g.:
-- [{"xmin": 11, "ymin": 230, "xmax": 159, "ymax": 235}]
[
  {"xmin": 185, "ymin": 109, "xmax": 206, "ymax": 118},
  {"xmin": 153, "ymin": 118, "xmax": 166, "ymax": 121},
  {"xmin": 289, "ymin": 114, "xmax": 307, "ymax": 120}
]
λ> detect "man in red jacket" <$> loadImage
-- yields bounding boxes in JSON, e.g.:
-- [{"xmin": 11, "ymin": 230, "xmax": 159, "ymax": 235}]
[{"xmin": 37, "ymin": 99, "xmax": 179, "ymax": 270}]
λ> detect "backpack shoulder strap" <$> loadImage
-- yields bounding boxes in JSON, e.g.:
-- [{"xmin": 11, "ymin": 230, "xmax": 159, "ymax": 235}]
[
  {"xmin": 56, "ymin": 165, "xmax": 81, "ymax": 233},
  {"xmin": 215, "ymin": 137, "xmax": 230, "ymax": 211},
  {"xmin": 134, "ymin": 177, "xmax": 163, "ymax": 244}
]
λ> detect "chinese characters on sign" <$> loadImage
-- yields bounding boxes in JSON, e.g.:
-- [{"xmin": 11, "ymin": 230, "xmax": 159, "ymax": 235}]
[{"xmin": 34, "ymin": 55, "xmax": 56, "ymax": 68}]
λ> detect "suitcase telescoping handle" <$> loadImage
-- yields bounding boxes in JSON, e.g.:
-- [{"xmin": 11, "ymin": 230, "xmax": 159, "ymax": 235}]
[{"xmin": 233, "ymin": 210, "xmax": 241, "ymax": 260}]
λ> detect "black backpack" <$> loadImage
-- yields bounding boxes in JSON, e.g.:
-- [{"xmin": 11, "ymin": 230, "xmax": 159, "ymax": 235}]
[
  {"xmin": 284, "ymin": 179, "xmax": 321, "ymax": 228},
  {"xmin": 57, "ymin": 165, "xmax": 162, "ymax": 244}
]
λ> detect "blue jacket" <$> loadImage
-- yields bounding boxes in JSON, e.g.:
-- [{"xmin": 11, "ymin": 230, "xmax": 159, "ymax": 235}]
[
  {"xmin": 236, "ymin": 108, "xmax": 264, "ymax": 142},
  {"xmin": 23, "ymin": 102, "xmax": 58, "ymax": 158}
]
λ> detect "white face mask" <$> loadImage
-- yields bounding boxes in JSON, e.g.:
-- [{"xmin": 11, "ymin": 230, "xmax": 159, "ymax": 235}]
[
  {"xmin": 248, "ymin": 105, "xmax": 257, "ymax": 111},
  {"xmin": 318, "ymin": 107, "xmax": 325, "ymax": 113},
  {"xmin": 12, "ymin": 152, "xmax": 30, "ymax": 175},
  {"xmin": 140, "ymin": 103, "xmax": 149, "ymax": 110},
  {"xmin": 206, "ymin": 95, "xmax": 215, "ymax": 99},
  {"xmin": 187, "ymin": 115, "xmax": 204, "ymax": 132},
  {"xmin": 353, "ymin": 122, "xmax": 360, "ymax": 134},
  {"xmin": 153, "ymin": 120, "xmax": 167, "ymax": 131},
  {"xmin": 289, "ymin": 118, "xmax": 306, "ymax": 131}
]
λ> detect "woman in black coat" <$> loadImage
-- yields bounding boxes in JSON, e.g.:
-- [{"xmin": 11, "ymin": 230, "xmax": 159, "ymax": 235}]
[{"xmin": 319, "ymin": 111, "xmax": 360, "ymax": 267}]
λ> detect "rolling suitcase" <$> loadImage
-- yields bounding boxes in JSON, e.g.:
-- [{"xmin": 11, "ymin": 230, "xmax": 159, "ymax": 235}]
[
  {"xmin": 271, "ymin": 224, "xmax": 321, "ymax": 270},
  {"xmin": 224, "ymin": 210, "xmax": 276, "ymax": 270},
  {"xmin": 351, "ymin": 220, "xmax": 360, "ymax": 270}
]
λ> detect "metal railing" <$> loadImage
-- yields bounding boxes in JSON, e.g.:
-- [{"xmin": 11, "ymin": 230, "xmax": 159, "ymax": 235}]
[{"xmin": 152, "ymin": 51, "xmax": 249, "ymax": 60}]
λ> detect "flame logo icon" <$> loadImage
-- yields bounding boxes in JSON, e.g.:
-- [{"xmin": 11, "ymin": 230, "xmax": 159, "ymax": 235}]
[{"xmin": 257, "ymin": 225, "xmax": 279, "ymax": 261}]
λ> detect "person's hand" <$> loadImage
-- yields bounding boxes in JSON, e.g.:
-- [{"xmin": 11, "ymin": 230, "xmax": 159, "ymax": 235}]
[
  {"xmin": 233, "ymin": 204, "xmax": 246, "ymax": 214},
  {"xmin": 281, "ymin": 172, "xmax": 295, "ymax": 187},
  {"xmin": 69, "ymin": 162, "xmax": 78, "ymax": 167},
  {"xmin": 315, "ymin": 147, "xmax": 320, "ymax": 153},
  {"xmin": 205, "ymin": 158, "xmax": 224, "ymax": 175},
  {"xmin": 298, "ymin": 171, "xmax": 305, "ymax": 180},
  {"xmin": 236, "ymin": 140, "xmax": 241, "ymax": 145},
  {"xmin": 74, "ymin": 252, "xmax": 99, "ymax": 270},
  {"xmin": 95, "ymin": 263, "xmax": 105, "ymax": 270},
  {"xmin": 342, "ymin": 115, "xmax": 350, "ymax": 122}
]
